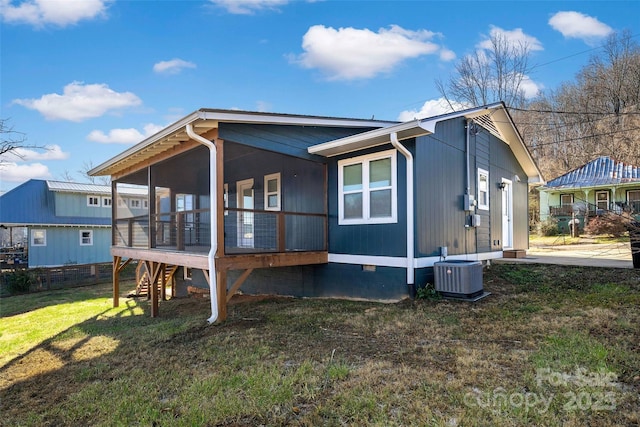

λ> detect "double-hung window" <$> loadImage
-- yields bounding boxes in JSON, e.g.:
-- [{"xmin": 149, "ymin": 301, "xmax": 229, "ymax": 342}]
[
  {"xmin": 80, "ymin": 230, "xmax": 93, "ymax": 246},
  {"xmin": 264, "ymin": 173, "xmax": 281, "ymax": 211},
  {"xmin": 338, "ymin": 150, "xmax": 397, "ymax": 225},
  {"xmin": 32, "ymin": 229, "xmax": 46, "ymax": 246}
]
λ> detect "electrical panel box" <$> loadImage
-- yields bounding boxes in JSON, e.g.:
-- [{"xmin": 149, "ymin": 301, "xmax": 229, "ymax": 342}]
[
  {"xmin": 471, "ymin": 214, "xmax": 481, "ymax": 227},
  {"xmin": 464, "ymin": 194, "xmax": 476, "ymax": 211}
]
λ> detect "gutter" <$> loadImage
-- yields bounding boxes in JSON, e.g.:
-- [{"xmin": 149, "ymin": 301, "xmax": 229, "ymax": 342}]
[
  {"xmin": 390, "ymin": 132, "xmax": 415, "ymax": 291},
  {"xmin": 185, "ymin": 123, "xmax": 219, "ymax": 324}
]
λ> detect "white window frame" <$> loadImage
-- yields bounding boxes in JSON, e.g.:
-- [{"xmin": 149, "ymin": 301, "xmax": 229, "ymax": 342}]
[
  {"xmin": 264, "ymin": 172, "xmax": 281, "ymax": 211},
  {"xmin": 627, "ymin": 190, "xmax": 640, "ymax": 203},
  {"xmin": 130, "ymin": 199, "xmax": 141, "ymax": 208},
  {"xmin": 560, "ymin": 194, "xmax": 574, "ymax": 205},
  {"xmin": 32, "ymin": 229, "xmax": 46, "ymax": 247},
  {"xmin": 477, "ymin": 168, "xmax": 489, "ymax": 210},
  {"xmin": 102, "ymin": 197, "xmax": 112, "ymax": 207},
  {"xmin": 338, "ymin": 149, "xmax": 397, "ymax": 225},
  {"xmin": 87, "ymin": 195, "xmax": 100, "ymax": 207},
  {"xmin": 80, "ymin": 230, "xmax": 93, "ymax": 246}
]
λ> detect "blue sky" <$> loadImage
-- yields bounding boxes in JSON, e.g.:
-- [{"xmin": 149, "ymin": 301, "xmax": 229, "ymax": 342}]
[{"xmin": 1, "ymin": 0, "xmax": 639, "ymax": 193}]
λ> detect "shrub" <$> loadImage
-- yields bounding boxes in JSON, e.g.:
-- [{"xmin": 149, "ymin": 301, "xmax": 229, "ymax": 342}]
[
  {"xmin": 416, "ymin": 283, "xmax": 441, "ymax": 300},
  {"xmin": 6, "ymin": 269, "xmax": 35, "ymax": 294},
  {"xmin": 584, "ymin": 213, "xmax": 628, "ymax": 237},
  {"xmin": 537, "ymin": 218, "xmax": 559, "ymax": 236}
]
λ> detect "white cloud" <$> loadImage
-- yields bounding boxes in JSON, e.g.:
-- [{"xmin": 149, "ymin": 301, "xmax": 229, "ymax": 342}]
[
  {"xmin": 0, "ymin": 0, "xmax": 109, "ymax": 27},
  {"xmin": 13, "ymin": 81, "xmax": 142, "ymax": 122},
  {"xmin": 520, "ymin": 74, "xmax": 543, "ymax": 99},
  {"xmin": 397, "ymin": 98, "xmax": 470, "ymax": 122},
  {"xmin": 292, "ymin": 25, "xmax": 449, "ymax": 80},
  {"xmin": 255, "ymin": 101, "xmax": 272, "ymax": 112},
  {"xmin": 153, "ymin": 58, "xmax": 197, "ymax": 75},
  {"xmin": 87, "ymin": 123, "xmax": 164, "ymax": 144},
  {"xmin": 549, "ymin": 11, "xmax": 613, "ymax": 44},
  {"xmin": 5, "ymin": 144, "xmax": 70, "ymax": 161},
  {"xmin": 0, "ymin": 162, "xmax": 52, "ymax": 182},
  {"xmin": 478, "ymin": 26, "xmax": 544, "ymax": 51},
  {"xmin": 439, "ymin": 48, "xmax": 456, "ymax": 62},
  {"xmin": 209, "ymin": 0, "xmax": 288, "ymax": 14}
]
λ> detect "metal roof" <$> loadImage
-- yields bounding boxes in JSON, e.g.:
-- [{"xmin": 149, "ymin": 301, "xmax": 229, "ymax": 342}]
[
  {"xmin": 47, "ymin": 180, "xmax": 111, "ymax": 194},
  {"xmin": 309, "ymin": 102, "xmax": 544, "ymax": 184},
  {"xmin": 89, "ymin": 108, "xmax": 394, "ymax": 177},
  {"xmin": 542, "ymin": 156, "xmax": 640, "ymax": 190},
  {"xmin": 0, "ymin": 180, "xmax": 111, "ymax": 227}
]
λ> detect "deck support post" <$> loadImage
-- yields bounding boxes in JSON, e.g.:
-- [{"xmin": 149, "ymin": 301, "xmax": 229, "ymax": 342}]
[
  {"xmin": 112, "ymin": 256, "xmax": 133, "ymax": 308},
  {"xmin": 113, "ymin": 256, "xmax": 120, "ymax": 308}
]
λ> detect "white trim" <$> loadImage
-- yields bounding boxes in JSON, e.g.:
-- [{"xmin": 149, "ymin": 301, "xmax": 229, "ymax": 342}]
[
  {"xmin": 328, "ymin": 253, "xmax": 408, "ymax": 268},
  {"xmin": 414, "ymin": 251, "xmax": 504, "ymax": 268},
  {"xmin": 87, "ymin": 195, "xmax": 100, "ymax": 207},
  {"xmin": 79, "ymin": 229, "xmax": 93, "ymax": 246},
  {"xmin": 31, "ymin": 229, "xmax": 46, "ymax": 246},
  {"xmin": 329, "ymin": 251, "xmax": 506, "ymax": 269},
  {"xmin": 338, "ymin": 149, "xmax": 397, "ymax": 225},
  {"xmin": 102, "ymin": 196, "xmax": 112, "ymax": 207},
  {"xmin": 501, "ymin": 178, "xmax": 513, "ymax": 249},
  {"xmin": 477, "ymin": 168, "xmax": 489, "ymax": 210},
  {"xmin": 264, "ymin": 172, "xmax": 281, "ymax": 211}
]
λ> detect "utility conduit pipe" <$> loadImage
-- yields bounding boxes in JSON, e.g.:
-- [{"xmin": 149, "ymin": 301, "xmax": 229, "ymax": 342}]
[
  {"xmin": 186, "ymin": 123, "xmax": 219, "ymax": 324},
  {"xmin": 390, "ymin": 132, "xmax": 415, "ymax": 289}
]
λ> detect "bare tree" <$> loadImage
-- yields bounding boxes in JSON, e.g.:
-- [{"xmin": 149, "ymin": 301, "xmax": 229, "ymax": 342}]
[
  {"xmin": 436, "ymin": 32, "xmax": 534, "ymax": 109},
  {"xmin": 78, "ymin": 160, "xmax": 110, "ymax": 185},
  {"xmin": 522, "ymin": 30, "xmax": 640, "ymax": 177},
  {"xmin": 0, "ymin": 118, "xmax": 28, "ymax": 161}
]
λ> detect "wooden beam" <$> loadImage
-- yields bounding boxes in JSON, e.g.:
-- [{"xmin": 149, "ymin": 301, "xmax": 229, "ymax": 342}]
[
  {"xmin": 226, "ymin": 268, "xmax": 253, "ymax": 303},
  {"xmin": 112, "ymin": 256, "xmax": 120, "ymax": 308},
  {"xmin": 111, "ymin": 140, "xmax": 200, "ymax": 181},
  {"xmin": 216, "ymin": 251, "xmax": 328, "ymax": 271},
  {"xmin": 215, "ymin": 136, "xmax": 225, "ymax": 258},
  {"xmin": 111, "ymin": 247, "xmax": 209, "ymax": 269},
  {"xmin": 216, "ymin": 269, "xmax": 227, "ymax": 323}
]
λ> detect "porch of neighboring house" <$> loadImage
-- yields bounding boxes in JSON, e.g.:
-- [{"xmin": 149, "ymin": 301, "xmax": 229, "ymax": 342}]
[
  {"xmin": 110, "ymin": 134, "xmax": 328, "ymax": 321},
  {"xmin": 545, "ymin": 189, "xmax": 640, "ymax": 235}
]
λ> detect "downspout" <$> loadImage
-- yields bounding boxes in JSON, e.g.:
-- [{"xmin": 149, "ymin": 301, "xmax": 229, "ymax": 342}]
[
  {"xmin": 390, "ymin": 132, "xmax": 415, "ymax": 294},
  {"xmin": 186, "ymin": 123, "xmax": 219, "ymax": 324}
]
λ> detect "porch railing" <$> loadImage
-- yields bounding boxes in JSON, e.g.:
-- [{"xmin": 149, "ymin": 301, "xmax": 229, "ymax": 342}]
[
  {"xmin": 113, "ymin": 208, "xmax": 327, "ymax": 254},
  {"xmin": 549, "ymin": 201, "xmax": 640, "ymax": 217}
]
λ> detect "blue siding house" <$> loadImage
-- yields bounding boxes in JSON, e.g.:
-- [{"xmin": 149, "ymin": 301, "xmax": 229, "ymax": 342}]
[
  {"xmin": 90, "ymin": 104, "xmax": 543, "ymax": 321},
  {"xmin": 0, "ymin": 180, "xmax": 128, "ymax": 267},
  {"xmin": 538, "ymin": 156, "xmax": 640, "ymax": 231}
]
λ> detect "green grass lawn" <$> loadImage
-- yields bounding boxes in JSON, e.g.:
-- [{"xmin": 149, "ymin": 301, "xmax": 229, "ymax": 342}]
[{"xmin": 1, "ymin": 265, "xmax": 639, "ymax": 426}]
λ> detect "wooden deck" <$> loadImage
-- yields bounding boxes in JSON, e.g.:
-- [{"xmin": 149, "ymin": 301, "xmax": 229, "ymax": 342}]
[{"xmin": 111, "ymin": 245, "xmax": 328, "ymax": 320}]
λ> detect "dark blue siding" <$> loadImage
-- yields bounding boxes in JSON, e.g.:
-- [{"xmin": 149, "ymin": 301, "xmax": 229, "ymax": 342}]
[
  {"xmin": 327, "ymin": 144, "xmax": 407, "ymax": 257},
  {"xmin": 415, "ymin": 118, "xmax": 474, "ymax": 257},
  {"xmin": 227, "ymin": 263, "xmax": 408, "ymax": 300},
  {"xmin": 219, "ymin": 124, "xmax": 375, "ymax": 161}
]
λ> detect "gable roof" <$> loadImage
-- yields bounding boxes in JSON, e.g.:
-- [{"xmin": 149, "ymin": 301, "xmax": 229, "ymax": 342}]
[
  {"xmin": 0, "ymin": 179, "xmax": 111, "ymax": 227},
  {"xmin": 541, "ymin": 156, "xmax": 640, "ymax": 190},
  {"xmin": 89, "ymin": 109, "xmax": 393, "ymax": 178},
  {"xmin": 308, "ymin": 102, "xmax": 544, "ymax": 184}
]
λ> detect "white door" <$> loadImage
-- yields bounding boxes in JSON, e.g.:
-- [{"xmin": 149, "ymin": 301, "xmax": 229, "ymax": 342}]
[
  {"xmin": 237, "ymin": 179, "xmax": 254, "ymax": 248},
  {"xmin": 501, "ymin": 179, "xmax": 513, "ymax": 249}
]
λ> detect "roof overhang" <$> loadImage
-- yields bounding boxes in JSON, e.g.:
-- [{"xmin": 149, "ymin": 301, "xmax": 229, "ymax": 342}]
[
  {"xmin": 89, "ymin": 109, "xmax": 392, "ymax": 178},
  {"xmin": 308, "ymin": 102, "xmax": 545, "ymax": 185}
]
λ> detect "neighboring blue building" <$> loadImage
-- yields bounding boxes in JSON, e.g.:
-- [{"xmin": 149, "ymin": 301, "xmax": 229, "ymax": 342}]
[
  {"xmin": 538, "ymin": 156, "xmax": 640, "ymax": 231},
  {"xmin": 0, "ymin": 180, "xmax": 141, "ymax": 267},
  {"xmin": 90, "ymin": 104, "xmax": 544, "ymax": 321}
]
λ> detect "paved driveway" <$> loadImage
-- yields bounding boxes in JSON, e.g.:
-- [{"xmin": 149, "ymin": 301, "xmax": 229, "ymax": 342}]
[{"xmin": 496, "ymin": 242, "xmax": 635, "ymax": 268}]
